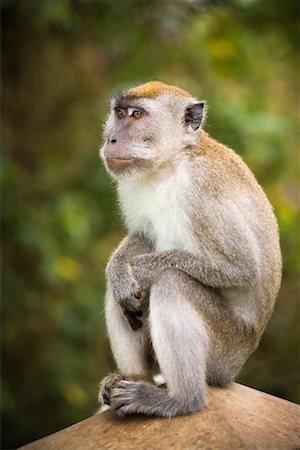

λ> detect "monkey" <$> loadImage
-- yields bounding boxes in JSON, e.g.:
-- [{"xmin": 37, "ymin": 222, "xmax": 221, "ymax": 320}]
[{"xmin": 98, "ymin": 80, "xmax": 282, "ymax": 418}]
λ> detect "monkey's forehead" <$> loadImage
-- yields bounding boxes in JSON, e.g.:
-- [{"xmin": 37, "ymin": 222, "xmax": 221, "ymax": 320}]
[{"xmin": 115, "ymin": 81, "xmax": 192, "ymax": 102}]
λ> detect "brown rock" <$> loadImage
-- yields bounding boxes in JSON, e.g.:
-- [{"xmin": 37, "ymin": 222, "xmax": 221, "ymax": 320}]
[{"xmin": 19, "ymin": 383, "xmax": 300, "ymax": 450}]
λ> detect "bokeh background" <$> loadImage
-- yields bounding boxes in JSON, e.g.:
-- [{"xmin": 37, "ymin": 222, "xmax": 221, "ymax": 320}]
[{"xmin": 1, "ymin": 0, "xmax": 299, "ymax": 448}]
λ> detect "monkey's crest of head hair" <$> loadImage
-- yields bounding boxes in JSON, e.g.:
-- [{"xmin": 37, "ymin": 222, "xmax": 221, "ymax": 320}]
[{"xmin": 126, "ymin": 80, "xmax": 192, "ymax": 99}]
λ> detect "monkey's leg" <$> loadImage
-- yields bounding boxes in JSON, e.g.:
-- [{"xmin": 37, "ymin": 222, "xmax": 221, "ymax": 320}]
[
  {"xmin": 108, "ymin": 269, "xmax": 209, "ymax": 418},
  {"xmin": 104, "ymin": 283, "xmax": 150, "ymax": 378},
  {"xmin": 99, "ymin": 284, "xmax": 151, "ymax": 407}
]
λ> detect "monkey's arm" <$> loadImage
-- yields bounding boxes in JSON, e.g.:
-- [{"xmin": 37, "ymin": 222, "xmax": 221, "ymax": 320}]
[
  {"xmin": 131, "ymin": 247, "xmax": 258, "ymax": 290},
  {"xmin": 131, "ymin": 193, "xmax": 260, "ymax": 290},
  {"xmin": 106, "ymin": 233, "xmax": 152, "ymax": 318},
  {"xmin": 107, "ymin": 233, "xmax": 152, "ymax": 298}
]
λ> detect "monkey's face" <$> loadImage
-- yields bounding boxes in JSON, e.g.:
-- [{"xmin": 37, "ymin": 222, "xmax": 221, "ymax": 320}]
[{"xmin": 100, "ymin": 90, "xmax": 205, "ymax": 180}]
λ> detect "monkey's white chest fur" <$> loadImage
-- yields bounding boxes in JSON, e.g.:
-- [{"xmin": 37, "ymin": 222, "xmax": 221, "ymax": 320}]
[{"xmin": 118, "ymin": 163, "xmax": 195, "ymax": 252}]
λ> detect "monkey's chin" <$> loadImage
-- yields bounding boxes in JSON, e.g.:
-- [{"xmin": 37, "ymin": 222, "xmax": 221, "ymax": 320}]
[{"xmin": 105, "ymin": 158, "xmax": 151, "ymax": 180}]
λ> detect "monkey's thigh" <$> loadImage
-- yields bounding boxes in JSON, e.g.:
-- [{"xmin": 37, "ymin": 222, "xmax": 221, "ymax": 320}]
[
  {"xmin": 105, "ymin": 283, "xmax": 150, "ymax": 377},
  {"xmin": 180, "ymin": 277, "xmax": 246, "ymax": 387},
  {"xmin": 149, "ymin": 269, "xmax": 240, "ymax": 388}
]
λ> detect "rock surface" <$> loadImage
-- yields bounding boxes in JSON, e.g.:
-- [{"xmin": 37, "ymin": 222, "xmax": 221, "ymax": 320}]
[{"xmin": 19, "ymin": 383, "xmax": 300, "ymax": 450}]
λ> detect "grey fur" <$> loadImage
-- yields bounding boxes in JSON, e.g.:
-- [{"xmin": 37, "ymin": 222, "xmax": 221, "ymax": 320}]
[{"xmin": 98, "ymin": 81, "xmax": 282, "ymax": 418}]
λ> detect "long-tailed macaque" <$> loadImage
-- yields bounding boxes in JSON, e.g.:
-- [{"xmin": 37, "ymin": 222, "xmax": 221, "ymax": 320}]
[{"xmin": 98, "ymin": 81, "xmax": 282, "ymax": 418}]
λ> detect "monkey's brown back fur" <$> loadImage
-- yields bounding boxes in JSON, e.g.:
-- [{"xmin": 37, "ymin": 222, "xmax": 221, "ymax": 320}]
[{"xmin": 190, "ymin": 131, "xmax": 281, "ymax": 335}]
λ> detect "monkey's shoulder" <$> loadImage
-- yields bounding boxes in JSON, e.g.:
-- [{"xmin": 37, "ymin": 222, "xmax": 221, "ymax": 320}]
[{"xmin": 189, "ymin": 132, "xmax": 267, "ymax": 200}]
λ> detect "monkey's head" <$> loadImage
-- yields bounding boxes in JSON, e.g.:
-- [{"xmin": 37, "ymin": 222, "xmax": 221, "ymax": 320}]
[{"xmin": 100, "ymin": 81, "xmax": 205, "ymax": 179}]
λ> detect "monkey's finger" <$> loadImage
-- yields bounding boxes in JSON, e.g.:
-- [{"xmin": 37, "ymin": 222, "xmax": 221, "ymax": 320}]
[
  {"xmin": 102, "ymin": 391, "xmax": 111, "ymax": 405},
  {"xmin": 122, "ymin": 306, "xmax": 143, "ymax": 330},
  {"xmin": 122, "ymin": 308, "xmax": 143, "ymax": 319},
  {"xmin": 134, "ymin": 288, "xmax": 147, "ymax": 300},
  {"xmin": 129, "ymin": 318, "xmax": 143, "ymax": 331},
  {"xmin": 134, "ymin": 290, "xmax": 142, "ymax": 299},
  {"xmin": 126, "ymin": 314, "xmax": 143, "ymax": 331},
  {"xmin": 122, "ymin": 308, "xmax": 139, "ymax": 317},
  {"xmin": 120, "ymin": 299, "xmax": 141, "ymax": 313}
]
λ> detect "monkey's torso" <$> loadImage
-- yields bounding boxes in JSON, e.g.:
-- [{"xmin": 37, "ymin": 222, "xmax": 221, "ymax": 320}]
[{"xmin": 118, "ymin": 131, "xmax": 282, "ymax": 344}]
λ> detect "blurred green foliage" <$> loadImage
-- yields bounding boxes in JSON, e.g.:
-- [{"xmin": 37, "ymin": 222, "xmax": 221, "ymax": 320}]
[{"xmin": 1, "ymin": 0, "xmax": 299, "ymax": 448}]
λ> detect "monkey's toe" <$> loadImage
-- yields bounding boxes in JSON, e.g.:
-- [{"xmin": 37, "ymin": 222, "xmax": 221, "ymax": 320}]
[
  {"xmin": 98, "ymin": 373, "xmax": 126, "ymax": 405},
  {"xmin": 110, "ymin": 380, "xmax": 148, "ymax": 417},
  {"xmin": 110, "ymin": 380, "xmax": 142, "ymax": 416}
]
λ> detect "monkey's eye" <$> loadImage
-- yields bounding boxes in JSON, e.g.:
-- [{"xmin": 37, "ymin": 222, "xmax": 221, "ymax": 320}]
[
  {"xmin": 132, "ymin": 110, "xmax": 143, "ymax": 119},
  {"xmin": 115, "ymin": 107, "xmax": 126, "ymax": 119},
  {"xmin": 133, "ymin": 110, "xmax": 143, "ymax": 119}
]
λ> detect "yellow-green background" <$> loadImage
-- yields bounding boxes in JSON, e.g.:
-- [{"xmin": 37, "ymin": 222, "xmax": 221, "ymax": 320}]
[{"xmin": 1, "ymin": 0, "xmax": 299, "ymax": 448}]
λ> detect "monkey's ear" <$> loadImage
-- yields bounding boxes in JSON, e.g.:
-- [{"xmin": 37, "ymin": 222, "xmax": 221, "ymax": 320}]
[{"xmin": 184, "ymin": 102, "xmax": 205, "ymax": 131}]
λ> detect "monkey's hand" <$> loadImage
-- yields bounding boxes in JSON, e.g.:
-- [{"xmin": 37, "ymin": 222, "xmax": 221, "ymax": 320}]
[
  {"xmin": 107, "ymin": 258, "xmax": 149, "ymax": 330},
  {"xmin": 116, "ymin": 269, "xmax": 149, "ymax": 332},
  {"xmin": 107, "ymin": 260, "xmax": 147, "ymax": 307},
  {"xmin": 106, "ymin": 234, "xmax": 153, "ymax": 330}
]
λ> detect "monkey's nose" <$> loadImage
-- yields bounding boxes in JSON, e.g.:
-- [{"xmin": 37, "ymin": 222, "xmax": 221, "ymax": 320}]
[{"xmin": 110, "ymin": 138, "xmax": 117, "ymax": 144}]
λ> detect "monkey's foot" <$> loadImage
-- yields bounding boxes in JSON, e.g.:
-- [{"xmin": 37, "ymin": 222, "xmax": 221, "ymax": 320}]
[
  {"xmin": 110, "ymin": 379, "xmax": 149, "ymax": 416},
  {"xmin": 98, "ymin": 373, "xmax": 126, "ymax": 405},
  {"xmin": 99, "ymin": 375, "xmax": 151, "ymax": 415},
  {"xmin": 100, "ymin": 375, "xmax": 203, "ymax": 418},
  {"xmin": 109, "ymin": 379, "xmax": 176, "ymax": 417}
]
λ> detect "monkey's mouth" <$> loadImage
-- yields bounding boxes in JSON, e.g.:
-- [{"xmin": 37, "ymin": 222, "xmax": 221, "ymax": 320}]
[{"xmin": 106, "ymin": 157, "xmax": 143, "ymax": 172}]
